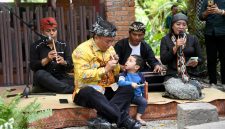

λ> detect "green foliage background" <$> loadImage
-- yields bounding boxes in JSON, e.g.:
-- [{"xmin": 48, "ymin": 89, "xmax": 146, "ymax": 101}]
[
  {"xmin": 21, "ymin": 0, "xmax": 47, "ymax": 3},
  {"xmin": 135, "ymin": 0, "xmax": 201, "ymax": 56}
]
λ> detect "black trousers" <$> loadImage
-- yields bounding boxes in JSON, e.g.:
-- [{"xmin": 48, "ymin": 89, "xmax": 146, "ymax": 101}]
[
  {"xmin": 205, "ymin": 35, "xmax": 225, "ymax": 84},
  {"xmin": 33, "ymin": 70, "xmax": 74, "ymax": 93},
  {"xmin": 74, "ymin": 86, "xmax": 133, "ymax": 125}
]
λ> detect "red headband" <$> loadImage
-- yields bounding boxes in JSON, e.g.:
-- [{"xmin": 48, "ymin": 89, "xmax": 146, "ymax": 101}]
[{"xmin": 40, "ymin": 17, "xmax": 57, "ymax": 31}]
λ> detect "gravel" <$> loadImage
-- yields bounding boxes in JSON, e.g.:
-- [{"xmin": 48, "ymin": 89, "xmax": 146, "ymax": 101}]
[
  {"xmin": 64, "ymin": 117, "xmax": 225, "ymax": 129},
  {"xmin": 64, "ymin": 119, "xmax": 177, "ymax": 129}
]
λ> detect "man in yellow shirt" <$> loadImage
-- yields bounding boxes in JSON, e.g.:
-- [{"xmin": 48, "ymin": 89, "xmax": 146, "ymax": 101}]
[{"xmin": 72, "ymin": 17, "xmax": 142, "ymax": 129}]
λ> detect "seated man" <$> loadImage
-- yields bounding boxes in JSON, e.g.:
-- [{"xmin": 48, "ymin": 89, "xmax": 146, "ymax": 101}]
[
  {"xmin": 72, "ymin": 17, "xmax": 141, "ymax": 129},
  {"xmin": 114, "ymin": 21, "xmax": 162, "ymax": 73},
  {"xmin": 30, "ymin": 17, "xmax": 74, "ymax": 93}
]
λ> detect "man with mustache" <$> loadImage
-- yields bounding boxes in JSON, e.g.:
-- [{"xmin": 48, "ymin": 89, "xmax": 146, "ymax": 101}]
[{"xmin": 114, "ymin": 21, "xmax": 162, "ymax": 73}]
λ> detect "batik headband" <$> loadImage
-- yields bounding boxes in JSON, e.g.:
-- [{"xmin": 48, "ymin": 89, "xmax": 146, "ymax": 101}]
[
  {"xmin": 90, "ymin": 17, "xmax": 117, "ymax": 37},
  {"xmin": 129, "ymin": 22, "xmax": 146, "ymax": 33}
]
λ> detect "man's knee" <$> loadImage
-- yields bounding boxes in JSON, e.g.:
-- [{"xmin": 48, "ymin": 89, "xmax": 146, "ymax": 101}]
[
  {"xmin": 80, "ymin": 86, "xmax": 99, "ymax": 97},
  {"xmin": 33, "ymin": 70, "xmax": 53, "ymax": 86},
  {"xmin": 34, "ymin": 70, "xmax": 51, "ymax": 80},
  {"xmin": 118, "ymin": 86, "xmax": 133, "ymax": 93}
]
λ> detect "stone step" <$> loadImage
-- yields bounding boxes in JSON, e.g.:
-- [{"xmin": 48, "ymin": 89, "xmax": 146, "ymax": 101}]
[
  {"xmin": 177, "ymin": 103, "xmax": 219, "ymax": 129},
  {"xmin": 184, "ymin": 120, "xmax": 225, "ymax": 129}
]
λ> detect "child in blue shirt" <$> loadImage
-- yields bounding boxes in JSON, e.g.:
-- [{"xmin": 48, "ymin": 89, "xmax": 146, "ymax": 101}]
[{"xmin": 117, "ymin": 55, "xmax": 147, "ymax": 126}]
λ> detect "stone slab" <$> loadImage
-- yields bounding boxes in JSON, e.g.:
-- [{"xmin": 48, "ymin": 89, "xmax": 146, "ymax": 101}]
[
  {"xmin": 184, "ymin": 120, "xmax": 225, "ymax": 129},
  {"xmin": 177, "ymin": 103, "xmax": 219, "ymax": 129}
]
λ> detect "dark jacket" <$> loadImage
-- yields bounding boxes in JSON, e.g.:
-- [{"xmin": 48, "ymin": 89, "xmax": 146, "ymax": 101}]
[
  {"xmin": 199, "ymin": 0, "xmax": 225, "ymax": 36},
  {"xmin": 114, "ymin": 38, "xmax": 160, "ymax": 71},
  {"xmin": 160, "ymin": 34, "xmax": 204, "ymax": 77},
  {"xmin": 30, "ymin": 39, "xmax": 73, "ymax": 79}
]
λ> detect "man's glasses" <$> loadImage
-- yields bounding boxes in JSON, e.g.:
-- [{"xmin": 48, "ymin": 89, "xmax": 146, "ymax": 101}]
[
  {"xmin": 102, "ymin": 38, "xmax": 114, "ymax": 45},
  {"xmin": 103, "ymin": 40, "xmax": 114, "ymax": 44}
]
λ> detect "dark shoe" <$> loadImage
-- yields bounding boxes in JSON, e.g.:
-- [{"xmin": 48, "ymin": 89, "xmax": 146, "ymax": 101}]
[
  {"xmin": 118, "ymin": 118, "xmax": 142, "ymax": 129},
  {"xmin": 137, "ymin": 119, "xmax": 147, "ymax": 126},
  {"xmin": 132, "ymin": 121, "xmax": 142, "ymax": 129},
  {"xmin": 87, "ymin": 117, "xmax": 111, "ymax": 129}
]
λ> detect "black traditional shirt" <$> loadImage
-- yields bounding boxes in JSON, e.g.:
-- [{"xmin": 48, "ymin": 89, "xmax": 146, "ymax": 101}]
[
  {"xmin": 199, "ymin": 0, "xmax": 225, "ymax": 36},
  {"xmin": 30, "ymin": 39, "xmax": 73, "ymax": 79},
  {"xmin": 114, "ymin": 38, "xmax": 160, "ymax": 71}
]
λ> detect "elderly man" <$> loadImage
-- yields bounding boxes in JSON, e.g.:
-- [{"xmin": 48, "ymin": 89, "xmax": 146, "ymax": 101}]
[
  {"xmin": 30, "ymin": 17, "xmax": 74, "ymax": 93},
  {"xmin": 72, "ymin": 17, "xmax": 141, "ymax": 129},
  {"xmin": 114, "ymin": 21, "xmax": 162, "ymax": 73}
]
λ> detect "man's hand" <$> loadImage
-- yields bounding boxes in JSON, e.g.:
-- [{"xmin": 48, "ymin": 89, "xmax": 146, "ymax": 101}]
[
  {"xmin": 56, "ymin": 55, "xmax": 67, "ymax": 65},
  {"xmin": 47, "ymin": 50, "xmax": 57, "ymax": 61},
  {"xmin": 153, "ymin": 64, "xmax": 163, "ymax": 73},
  {"xmin": 41, "ymin": 50, "xmax": 57, "ymax": 66},
  {"xmin": 110, "ymin": 53, "xmax": 119, "ymax": 64},
  {"xmin": 105, "ymin": 60, "xmax": 118, "ymax": 73},
  {"xmin": 111, "ymin": 54, "xmax": 119, "ymax": 61},
  {"xmin": 206, "ymin": 4, "xmax": 221, "ymax": 15}
]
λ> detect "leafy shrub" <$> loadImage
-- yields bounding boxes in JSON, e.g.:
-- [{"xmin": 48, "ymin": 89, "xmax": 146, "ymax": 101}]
[{"xmin": 0, "ymin": 93, "xmax": 52, "ymax": 129}]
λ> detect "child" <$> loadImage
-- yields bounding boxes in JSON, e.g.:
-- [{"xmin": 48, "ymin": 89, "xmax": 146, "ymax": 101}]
[{"xmin": 117, "ymin": 55, "xmax": 147, "ymax": 126}]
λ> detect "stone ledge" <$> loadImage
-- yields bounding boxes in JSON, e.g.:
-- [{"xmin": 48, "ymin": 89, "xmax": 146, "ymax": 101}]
[
  {"xmin": 184, "ymin": 120, "xmax": 225, "ymax": 129},
  {"xmin": 177, "ymin": 103, "xmax": 219, "ymax": 129},
  {"xmin": 29, "ymin": 100, "xmax": 225, "ymax": 129}
]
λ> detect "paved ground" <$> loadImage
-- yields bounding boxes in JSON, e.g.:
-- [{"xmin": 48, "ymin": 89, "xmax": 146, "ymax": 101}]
[
  {"xmin": 65, "ymin": 83, "xmax": 225, "ymax": 129},
  {"xmin": 64, "ymin": 117, "xmax": 225, "ymax": 129},
  {"xmin": 64, "ymin": 119, "xmax": 177, "ymax": 129}
]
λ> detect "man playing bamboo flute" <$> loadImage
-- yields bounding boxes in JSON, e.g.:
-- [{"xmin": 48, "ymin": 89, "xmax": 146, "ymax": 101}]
[{"xmin": 30, "ymin": 17, "xmax": 74, "ymax": 93}]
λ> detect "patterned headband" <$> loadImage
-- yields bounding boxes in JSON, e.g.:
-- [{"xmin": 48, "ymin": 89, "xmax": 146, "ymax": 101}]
[
  {"xmin": 90, "ymin": 17, "xmax": 117, "ymax": 37},
  {"xmin": 129, "ymin": 22, "xmax": 146, "ymax": 33}
]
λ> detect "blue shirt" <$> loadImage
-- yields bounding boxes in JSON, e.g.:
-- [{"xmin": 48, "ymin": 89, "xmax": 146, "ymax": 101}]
[{"xmin": 117, "ymin": 72, "xmax": 145, "ymax": 97}]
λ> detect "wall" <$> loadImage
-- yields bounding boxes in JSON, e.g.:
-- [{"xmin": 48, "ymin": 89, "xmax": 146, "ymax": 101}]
[{"xmin": 104, "ymin": 0, "xmax": 135, "ymax": 41}]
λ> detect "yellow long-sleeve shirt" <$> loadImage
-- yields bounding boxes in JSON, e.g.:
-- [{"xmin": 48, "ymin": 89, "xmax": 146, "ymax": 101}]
[{"xmin": 72, "ymin": 38, "xmax": 120, "ymax": 99}]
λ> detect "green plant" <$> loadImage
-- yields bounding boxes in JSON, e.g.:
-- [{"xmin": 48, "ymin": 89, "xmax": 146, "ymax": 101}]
[
  {"xmin": 0, "ymin": 94, "xmax": 52, "ymax": 129},
  {"xmin": 135, "ymin": 0, "xmax": 207, "ymax": 76},
  {"xmin": 135, "ymin": 0, "xmax": 189, "ymax": 56}
]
